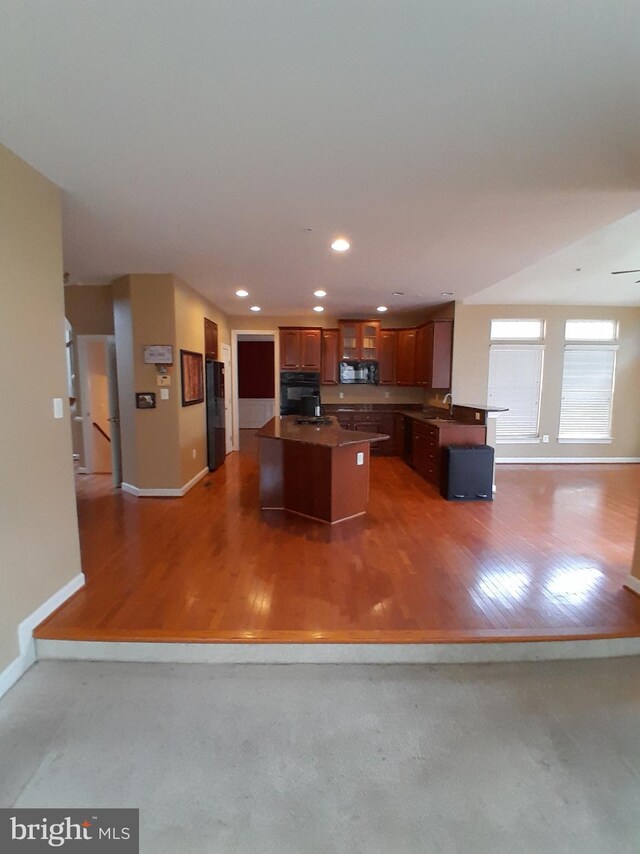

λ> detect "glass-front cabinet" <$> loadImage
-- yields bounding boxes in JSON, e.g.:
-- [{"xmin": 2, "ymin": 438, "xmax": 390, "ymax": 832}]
[{"xmin": 338, "ymin": 320, "xmax": 380, "ymax": 361}]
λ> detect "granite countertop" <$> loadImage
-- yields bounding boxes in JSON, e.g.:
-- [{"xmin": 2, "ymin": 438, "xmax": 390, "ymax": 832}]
[
  {"xmin": 256, "ymin": 415, "xmax": 389, "ymax": 448},
  {"xmin": 399, "ymin": 410, "xmax": 459, "ymax": 427}
]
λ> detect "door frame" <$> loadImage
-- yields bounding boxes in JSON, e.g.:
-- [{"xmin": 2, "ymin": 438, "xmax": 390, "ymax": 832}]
[
  {"xmin": 230, "ymin": 329, "xmax": 280, "ymax": 451},
  {"xmin": 221, "ymin": 343, "xmax": 233, "ymax": 455},
  {"xmin": 77, "ymin": 334, "xmax": 121, "ymax": 479}
]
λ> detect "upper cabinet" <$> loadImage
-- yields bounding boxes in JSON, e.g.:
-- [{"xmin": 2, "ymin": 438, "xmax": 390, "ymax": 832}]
[
  {"xmin": 338, "ymin": 320, "xmax": 380, "ymax": 361},
  {"xmin": 279, "ymin": 327, "xmax": 322, "ymax": 371},
  {"xmin": 396, "ymin": 329, "xmax": 417, "ymax": 385},
  {"xmin": 415, "ymin": 319, "xmax": 453, "ymax": 389},
  {"xmin": 321, "ymin": 329, "xmax": 339, "ymax": 384},
  {"xmin": 378, "ymin": 329, "xmax": 397, "ymax": 385}
]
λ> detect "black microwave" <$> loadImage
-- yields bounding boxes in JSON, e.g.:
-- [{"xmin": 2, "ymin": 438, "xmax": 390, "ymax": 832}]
[{"xmin": 339, "ymin": 360, "xmax": 379, "ymax": 384}]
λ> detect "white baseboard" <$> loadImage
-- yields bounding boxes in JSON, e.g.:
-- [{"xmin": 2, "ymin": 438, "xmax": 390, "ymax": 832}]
[
  {"xmin": 624, "ymin": 576, "xmax": 640, "ymax": 598},
  {"xmin": 0, "ymin": 572, "xmax": 85, "ymax": 702},
  {"xmin": 496, "ymin": 457, "xmax": 640, "ymax": 464},
  {"xmin": 121, "ymin": 467, "xmax": 208, "ymax": 498}
]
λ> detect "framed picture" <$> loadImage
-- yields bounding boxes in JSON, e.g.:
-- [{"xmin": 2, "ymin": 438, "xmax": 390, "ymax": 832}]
[
  {"xmin": 136, "ymin": 392, "xmax": 156, "ymax": 409},
  {"xmin": 180, "ymin": 349, "xmax": 204, "ymax": 406}
]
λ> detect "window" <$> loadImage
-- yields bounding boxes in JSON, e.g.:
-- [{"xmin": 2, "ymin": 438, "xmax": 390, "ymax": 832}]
[
  {"xmin": 558, "ymin": 346, "xmax": 616, "ymax": 441},
  {"xmin": 564, "ymin": 319, "xmax": 617, "ymax": 342},
  {"xmin": 488, "ymin": 345, "xmax": 544, "ymax": 440},
  {"xmin": 490, "ymin": 319, "xmax": 544, "ymax": 341}
]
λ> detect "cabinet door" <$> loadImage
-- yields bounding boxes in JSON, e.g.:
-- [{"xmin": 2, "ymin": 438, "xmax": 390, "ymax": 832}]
[
  {"xmin": 300, "ymin": 329, "xmax": 321, "ymax": 370},
  {"xmin": 339, "ymin": 322, "xmax": 359, "ymax": 360},
  {"xmin": 321, "ymin": 329, "xmax": 339, "ymax": 384},
  {"xmin": 378, "ymin": 330, "xmax": 397, "ymax": 384},
  {"xmin": 415, "ymin": 325, "xmax": 427, "ymax": 386},
  {"xmin": 361, "ymin": 321, "xmax": 380, "ymax": 360},
  {"xmin": 280, "ymin": 330, "xmax": 301, "ymax": 369},
  {"xmin": 396, "ymin": 329, "xmax": 417, "ymax": 385},
  {"xmin": 431, "ymin": 320, "xmax": 453, "ymax": 389}
]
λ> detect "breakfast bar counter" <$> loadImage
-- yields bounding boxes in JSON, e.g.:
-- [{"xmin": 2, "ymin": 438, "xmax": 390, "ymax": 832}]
[{"xmin": 256, "ymin": 415, "xmax": 388, "ymax": 524}]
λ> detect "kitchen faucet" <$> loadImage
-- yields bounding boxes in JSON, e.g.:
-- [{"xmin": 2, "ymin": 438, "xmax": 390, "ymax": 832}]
[{"xmin": 442, "ymin": 392, "xmax": 453, "ymax": 414}]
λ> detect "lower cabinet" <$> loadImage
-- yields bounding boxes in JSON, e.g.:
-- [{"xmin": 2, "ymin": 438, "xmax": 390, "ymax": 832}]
[
  {"xmin": 410, "ymin": 420, "xmax": 486, "ymax": 486},
  {"xmin": 334, "ymin": 410, "xmax": 400, "ymax": 455}
]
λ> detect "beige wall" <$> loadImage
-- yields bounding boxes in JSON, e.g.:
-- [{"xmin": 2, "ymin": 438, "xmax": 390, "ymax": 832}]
[
  {"xmin": 452, "ymin": 302, "xmax": 640, "ymax": 459},
  {"xmin": 114, "ymin": 274, "xmax": 230, "ymax": 490},
  {"xmin": 64, "ymin": 284, "xmax": 114, "ymax": 335},
  {"xmin": 0, "ymin": 144, "xmax": 82, "ymax": 672},
  {"xmin": 174, "ymin": 276, "xmax": 230, "ymax": 484}
]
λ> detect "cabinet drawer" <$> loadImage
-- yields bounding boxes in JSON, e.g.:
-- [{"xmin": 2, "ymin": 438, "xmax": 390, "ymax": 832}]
[{"xmin": 352, "ymin": 412, "xmax": 381, "ymax": 423}]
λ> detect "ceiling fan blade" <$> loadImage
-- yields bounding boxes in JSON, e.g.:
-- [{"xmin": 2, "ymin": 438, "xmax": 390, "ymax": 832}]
[{"xmin": 611, "ymin": 269, "xmax": 640, "ymax": 275}]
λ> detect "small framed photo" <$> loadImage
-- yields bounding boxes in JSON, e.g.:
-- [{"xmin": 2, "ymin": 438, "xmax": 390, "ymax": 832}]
[
  {"xmin": 136, "ymin": 392, "xmax": 156, "ymax": 409},
  {"xmin": 180, "ymin": 349, "xmax": 204, "ymax": 406}
]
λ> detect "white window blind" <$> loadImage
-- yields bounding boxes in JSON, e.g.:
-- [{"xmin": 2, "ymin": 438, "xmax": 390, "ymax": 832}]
[
  {"xmin": 558, "ymin": 346, "xmax": 616, "ymax": 440},
  {"xmin": 488, "ymin": 345, "xmax": 544, "ymax": 440}
]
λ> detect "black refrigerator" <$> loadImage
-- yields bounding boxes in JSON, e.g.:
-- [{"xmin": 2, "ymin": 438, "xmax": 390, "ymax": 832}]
[{"xmin": 206, "ymin": 360, "xmax": 226, "ymax": 471}]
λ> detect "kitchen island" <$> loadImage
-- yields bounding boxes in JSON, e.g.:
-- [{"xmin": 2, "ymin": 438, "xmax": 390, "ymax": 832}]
[{"xmin": 256, "ymin": 415, "xmax": 389, "ymax": 524}]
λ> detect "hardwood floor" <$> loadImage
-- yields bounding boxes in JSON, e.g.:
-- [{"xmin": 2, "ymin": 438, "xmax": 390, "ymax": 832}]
[{"xmin": 36, "ymin": 437, "xmax": 640, "ymax": 643}]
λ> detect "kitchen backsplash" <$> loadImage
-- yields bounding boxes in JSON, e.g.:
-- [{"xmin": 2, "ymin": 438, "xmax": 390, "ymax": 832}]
[{"xmin": 320, "ymin": 385, "xmax": 424, "ymax": 405}]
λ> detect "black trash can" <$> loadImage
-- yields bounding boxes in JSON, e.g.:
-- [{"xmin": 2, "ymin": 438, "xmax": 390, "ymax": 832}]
[{"xmin": 440, "ymin": 445, "xmax": 494, "ymax": 501}]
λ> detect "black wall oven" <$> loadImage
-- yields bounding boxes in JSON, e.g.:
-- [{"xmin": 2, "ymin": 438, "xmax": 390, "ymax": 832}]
[{"xmin": 280, "ymin": 371, "xmax": 321, "ymax": 415}]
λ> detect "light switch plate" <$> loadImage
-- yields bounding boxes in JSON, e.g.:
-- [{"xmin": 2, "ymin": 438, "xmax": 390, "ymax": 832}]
[
  {"xmin": 53, "ymin": 397, "xmax": 64, "ymax": 419},
  {"xmin": 160, "ymin": 388, "xmax": 170, "ymax": 400},
  {"xmin": 356, "ymin": 452, "xmax": 364, "ymax": 465}
]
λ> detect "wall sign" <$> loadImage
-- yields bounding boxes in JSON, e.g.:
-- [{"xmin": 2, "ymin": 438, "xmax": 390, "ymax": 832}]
[{"xmin": 143, "ymin": 345, "xmax": 173, "ymax": 364}]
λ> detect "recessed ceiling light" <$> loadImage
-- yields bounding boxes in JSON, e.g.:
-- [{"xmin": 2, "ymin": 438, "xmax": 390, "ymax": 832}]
[
  {"xmin": 235, "ymin": 289, "xmax": 249, "ymax": 297},
  {"xmin": 250, "ymin": 305, "xmax": 261, "ymax": 312},
  {"xmin": 331, "ymin": 238, "xmax": 350, "ymax": 252},
  {"xmin": 392, "ymin": 291, "xmax": 404, "ymax": 296},
  {"xmin": 441, "ymin": 291, "xmax": 454, "ymax": 297},
  {"xmin": 313, "ymin": 305, "xmax": 324, "ymax": 312},
  {"xmin": 376, "ymin": 306, "xmax": 388, "ymax": 312},
  {"xmin": 314, "ymin": 289, "xmax": 327, "ymax": 298}
]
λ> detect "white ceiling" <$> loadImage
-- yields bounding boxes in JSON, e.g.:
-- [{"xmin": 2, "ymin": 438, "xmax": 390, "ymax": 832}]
[{"xmin": 2, "ymin": 1, "xmax": 640, "ymax": 314}]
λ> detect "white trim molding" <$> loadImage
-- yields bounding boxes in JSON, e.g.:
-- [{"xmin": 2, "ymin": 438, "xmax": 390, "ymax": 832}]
[
  {"xmin": 121, "ymin": 467, "xmax": 208, "ymax": 498},
  {"xmin": 496, "ymin": 457, "xmax": 640, "ymax": 464},
  {"xmin": 0, "ymin": 572, "xmax": 85, "ymax": 701},
  {"xmin": 624, "ymin": 576, "xmax": 640, "ymax": 598}
]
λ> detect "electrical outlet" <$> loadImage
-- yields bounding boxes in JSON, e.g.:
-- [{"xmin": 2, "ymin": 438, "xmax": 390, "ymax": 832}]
[
  {"xmin": 542, "ymin": 434, "xmax": 549, "ymax": 443},
  {"xmin": 384, "ymin": 391, "xmax": 390, "ymax": 398},
  {"xmin": 192, "ymin": 449, "xmax": 196, "ymax": 459},
  {"xmin": 160, "ymin": 388, "xmax": 169, "ymax": 400},
  {"xmin": 339, "ymin": 392, "xmax": 344, "ymax": 399},
  {"xmin": 356, "ymin": 452, "xmax": 364, "ymax": 465},
  {"xmin": 475, "ymin": 412, "xmax": 480, "ymax": 421},
  {"xmin": 52, "ymin": 398, "xmax": 64, "ymax": 419}
]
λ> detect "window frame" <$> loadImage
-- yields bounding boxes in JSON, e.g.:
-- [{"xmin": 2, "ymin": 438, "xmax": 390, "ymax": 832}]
[
  {"xmin": 488, "ymin": 343, "xmax": 545, "ymax": 443},
  {"xmin": 490, "ymin": 318, "xmax": 545, "ymax": 342},
  {"xmin": 557, "ymin": 343, "xmax": 617, "ymax": 443},
  {"xmin": 564, "ymin": 319, "xmax": 618, "ymax": 343}
]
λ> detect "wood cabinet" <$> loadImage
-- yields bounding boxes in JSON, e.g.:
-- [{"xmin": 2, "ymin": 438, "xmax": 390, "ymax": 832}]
[
  {"xmin": 410, "ymin": 419, "xmax": 485, "ymax": 486},
  {"xmin": 321, "ymin": 329, "xmax": 339, "ymax": 384},
  {"xmin": 204, "ymin": 318, "xmax": 218, "ymax": 360},
  {"xmin": 396, "ymin": 329, "xmax": 417, "ymax": 385},
  {"xmin": 414, "ymin": 320, "xmax": 453, "ymax": 389},
  {"xmin": 338, "ymin": 320, "xmax": 380, "ymax": 361},
  {"xmin": 279, "ymin": 327, "xmax": 321, "ymax": 371},
  {"xmin": 378, "ymin": 330, "xmax": 397, "ymax": 384},
  {"xmin": 332, "ymin": 410, "xmax": 399, "ymax": 456}
]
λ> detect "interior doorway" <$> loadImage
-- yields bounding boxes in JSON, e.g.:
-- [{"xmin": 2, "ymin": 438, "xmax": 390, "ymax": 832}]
[
  {"xmin": 77, "ymin": 334, "xmax": 122, "ymax": 485},
  {"xmin": 221, "ymin": 343, "xmax": 233, "ymax": 455},
  {"xmin": 231, "ymin": 330, "xmax": 280, "ymax": 450}
]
